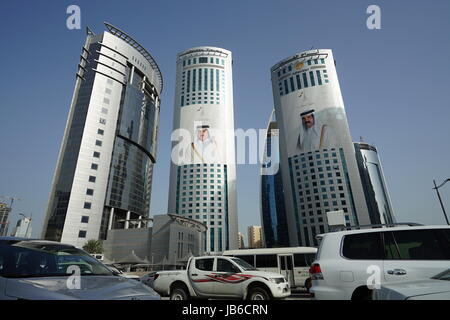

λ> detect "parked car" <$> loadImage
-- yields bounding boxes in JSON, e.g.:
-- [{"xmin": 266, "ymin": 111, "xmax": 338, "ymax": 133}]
[
  {"xmin": 153, "ymin": 255, "xmax": 291, "ymax": 300},
  {"xmin": 141, "ymin": 271, "xmax": 158, "ymax": 288},
  {"xmin": 309, "ymin": 224, "xmax": 450, "ymax": 300},
  {"xmin": 0, "ymin": 237, "xmax": 160, "ymax": 300},
  {"xmin": 373, "ymin": 269, "xmax": 450, "ymax": 300},
  {"xmin": 104, "ymin": 264, "xmax": 141, "ymax": 281}
]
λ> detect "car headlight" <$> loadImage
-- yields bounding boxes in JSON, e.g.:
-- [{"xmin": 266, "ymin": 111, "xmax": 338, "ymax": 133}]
[{"xmin": 267, "ymin": 278, "xmax": 284, "ymax": 284}]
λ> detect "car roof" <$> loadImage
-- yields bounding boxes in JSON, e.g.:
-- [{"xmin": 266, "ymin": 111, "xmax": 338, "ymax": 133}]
[
  {"xmin": 317, "ymin": 225, "xmax": 450, "ymax": 239},
  {"xmin": 0, "ymin": 237, "xmax": 75, "ymax": 247}
]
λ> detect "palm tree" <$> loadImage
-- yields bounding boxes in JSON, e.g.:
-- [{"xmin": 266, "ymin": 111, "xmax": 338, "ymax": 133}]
[{"xmin": 83, "ymin": 239, "xmax": 103, "ymax": 254}]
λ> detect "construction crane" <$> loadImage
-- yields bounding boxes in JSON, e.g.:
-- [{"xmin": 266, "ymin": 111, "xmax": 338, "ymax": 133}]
[{"xmin": 0, "ymin": 195, "xmax": 21, "ymax": 208}]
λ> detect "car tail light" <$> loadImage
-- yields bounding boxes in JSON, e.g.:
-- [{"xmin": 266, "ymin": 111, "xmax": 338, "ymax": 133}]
[{"xmin": 309, "ymin": 263, "xmax": 324, "ymax": 280}]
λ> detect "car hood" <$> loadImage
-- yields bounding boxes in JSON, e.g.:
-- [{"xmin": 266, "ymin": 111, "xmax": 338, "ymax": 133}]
[{"xmin": 4, "ymin": 276, "xmax": 160, "ymax": 300}]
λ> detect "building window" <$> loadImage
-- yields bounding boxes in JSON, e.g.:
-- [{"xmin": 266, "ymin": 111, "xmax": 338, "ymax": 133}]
[
  {"xmin": 216, "ymin": 69, "xmax": 220, "ymax": 92},
  {"xmin": 91, "ymin": 163, "xmax": 98, "ymax": 170},
  {"xmin": 296, "ymin": 74, "xmax": 302, "ymax": 89},
  {"xmin": 316, "ymin": 70, "xmax": 322, "ymax": 85},
  {"xmin": 89, "ymin": 176, "xmax": 96, "ymax": 182},
  {"xmin": 84, "ymin": 202, "xmax": 92, "ymax": 209},
  {"xmin": 302, "ymin": 73, "xmax": 308, "ymax": 88},
  {"xmin": 284, "ymin": 79, "xmax": 289, "ymax": 94},
  {"xmin": 86, "ymin": 189, "xmax": 94, "ymax": 196},
  {"xmin": 187, "ymin": 70, "xmax": 191, "ymax": 93},
  {"xmin": 78, "ymin": 230, "xmax": 87, "ymax": 238},
  {"xmin": 97, "ymin": 129, "xmax": 104, "ymax": 135},
  {"xmin": 93, "ymin": 152, "xmax": 100, "ymax": 158},
  {"xmin": 309, "ymin": 71, "xmax": 316, "ymax": 86},
  {"xmin": 81, "ymin": 216, "xmax": 89, "ymax": 223},
  {"xmin": 210, "ymin": 69, "xmax": 214, "ymax": 91}
]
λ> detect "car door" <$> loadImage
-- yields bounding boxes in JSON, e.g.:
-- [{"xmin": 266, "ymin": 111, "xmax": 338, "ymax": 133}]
[
  {"xmin": 279, "ymin": 255, "xmax": 295, "ymax": 287},
  {"xmin": 383, "ymin": 229, "xmax": 450, "ymax": 283},
  {"xmin": 213, "ymin": 258, "xmax": 244, "ymax": 298},
  {"xmin": 188, "ymin": 257, "xmax": 215, "ymax": 296},
  {"xmin": 340, "ymin": 232, "xmax": 384, "ymax": 293}
]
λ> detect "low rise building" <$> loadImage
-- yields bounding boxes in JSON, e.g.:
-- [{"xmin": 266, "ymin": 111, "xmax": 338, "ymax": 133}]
[{"xmin": 103, "ymin": 214, "xmax": 206, "ymax": 270}]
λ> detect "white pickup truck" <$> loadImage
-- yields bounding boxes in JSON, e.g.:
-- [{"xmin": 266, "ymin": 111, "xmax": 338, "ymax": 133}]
[{"xmin": 153, "ymin": 256, "xmax": 291, "ymax": 300}]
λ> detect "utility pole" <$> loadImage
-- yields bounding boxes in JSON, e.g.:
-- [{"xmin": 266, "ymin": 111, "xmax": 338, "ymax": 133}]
[{"xmin": 433, "ymin": 179, "xmax": 450, "ymax": 225}]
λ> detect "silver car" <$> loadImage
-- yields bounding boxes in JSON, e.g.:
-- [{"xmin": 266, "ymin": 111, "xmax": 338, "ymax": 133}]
[
  {"xmin": 373, "ymin": 269, "xmax": 450, "ymax": 300},
  {"xmin": 0, "ymin": 237, "xmax": 160, "ymax": 300}
]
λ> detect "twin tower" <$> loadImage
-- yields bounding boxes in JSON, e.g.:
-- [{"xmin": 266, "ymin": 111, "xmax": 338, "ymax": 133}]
[{"xmin": 42, "ymin": 24, "xmax": 394, "ymax": 253}]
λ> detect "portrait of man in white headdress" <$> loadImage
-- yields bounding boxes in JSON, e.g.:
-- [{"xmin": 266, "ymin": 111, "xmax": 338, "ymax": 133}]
[
  {"xmin": 297, "ymin": 109, "xmax": 337, "ymax": 153},
  {"xmin": 189, "ymin": 124, "xmax": 222, "ymax": 163}
]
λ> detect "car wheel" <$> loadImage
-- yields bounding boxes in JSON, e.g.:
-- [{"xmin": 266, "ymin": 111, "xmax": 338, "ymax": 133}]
[
  {"xmin": 247, "ymin": 287, "xmax": 270, "ymax": 300},
  {"xmin": 305, "ymin": 278, "xmax": 312, "ymax": 292},
  {"xmin": 170, "ymin": 287, "xmax": 189, "ymax": 300}
]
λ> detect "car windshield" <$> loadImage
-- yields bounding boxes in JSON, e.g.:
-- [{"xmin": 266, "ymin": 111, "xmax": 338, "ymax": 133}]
[
  {"xmin": 0, "ymin": 241, "xmax": 113, "ymax": 278},
  {"xmin": 231, "ymin": 258, "xmax": 258, "ymax": 271},
  {"xmin": 432, "ymin": 269, "xmax": 450, "ymax": 281}
]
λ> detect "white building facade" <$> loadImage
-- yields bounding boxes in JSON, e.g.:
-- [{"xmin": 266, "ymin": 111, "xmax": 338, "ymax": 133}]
[
  {"xmin": 42, "ymin": 24, "xmax": 162, "ymax": 248},
  {"xmin": 271, "ymin": 49, "xmax": 370, "ymax": 247},
  {"xmin": 168, "ymin": 47, "xmax": 238, "ymax": 253},
  {"xmin": 12, "ymin": 217, "xmax": 32, "ymax": 238}
]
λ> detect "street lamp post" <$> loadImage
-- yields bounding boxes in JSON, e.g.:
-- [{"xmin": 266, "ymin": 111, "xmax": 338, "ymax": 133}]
[{"xmin": 433, "ymin": 179, "xmax": 450, "ymax": 225}]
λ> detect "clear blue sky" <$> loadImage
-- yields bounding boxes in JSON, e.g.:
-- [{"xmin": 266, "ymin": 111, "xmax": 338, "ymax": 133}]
[{"xmin": 1, "ymin": 0, "xmax": 449, "ymax": 239}]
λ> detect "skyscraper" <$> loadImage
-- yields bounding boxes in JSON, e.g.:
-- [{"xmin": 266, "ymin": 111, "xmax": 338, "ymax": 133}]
[
  {"xmin": 168, "ymin": 47, "xmax": 238, "ymax": 253},
  {"xmin": 12, "ymin": 217, "xmax": 32, "ymax": 238},
  {"xmin": 354, "ymin": 142, "xmax": 396, "ymax": 225},
  {"xmin": 247, "ymin": 226, "xmax": 263, "ymax": 249},
  {"xmin": 0, "ymin": 203, "xmax": 11, "ymax": 237},
  {"xmin": 271, "ymin": 49, "xmax": 371, "ymax": 247},
  {"xmin": 42, "ymin": 23, "xmax": 162, "ymax": 247},
  {"xmin": 238, "ymin": 232, "xmax": 245, "ymax": 249},
  {"xmin": 260, "ymin": 110, "xmax": 289, "ymax": 248}
]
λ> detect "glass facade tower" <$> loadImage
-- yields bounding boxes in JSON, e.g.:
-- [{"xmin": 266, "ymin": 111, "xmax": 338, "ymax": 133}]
[
  {"xmin": 42, "ymin": 24, "xmax": 162, "ymax": 247},
  {"xmin": 260, "ymin": 111, "xmax": 289, "ymax": 248},
  {"xmin": 354, "ymin": 142, "xmax": 396, "ymax": 225}
]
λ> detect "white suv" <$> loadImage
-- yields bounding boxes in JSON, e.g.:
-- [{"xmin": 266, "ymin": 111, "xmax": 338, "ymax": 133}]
[{"xmin": 309, "ymin": 224, "xmax": 450, "ymax": 300}]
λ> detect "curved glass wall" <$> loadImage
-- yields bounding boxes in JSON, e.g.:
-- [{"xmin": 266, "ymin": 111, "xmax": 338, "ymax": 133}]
[
  {"xmin": 354, "ymin": 143, "xmax": 396, "ymax": 225},
  {"xmin": 105, "ymin": 68, "xmax": 158, "ymax": 217}
]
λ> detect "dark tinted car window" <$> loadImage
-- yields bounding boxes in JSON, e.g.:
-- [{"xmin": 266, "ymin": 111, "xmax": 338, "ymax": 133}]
[
  {"xmin": 305, "ymin": 253, "xmax": 316, "ymax": 266},
  {"xmin": 294, "ymin": 254, "xmax": 306, "ymax": 267},
  {"xmin": 195, "ymin": 258, "xmax": 214, "ymax": 271},
  {"xmin": 383, "ymin": 232, "xmax": 400, "ymax": 260},
  {"xmin": 389, "ymin": 229, "xmax": 450, "ymax": 260},
  {"xmin": 0, "ymin": 242, "xmax": 112, "ymax": 277},
  {"xmin": 233, "ymin": 255, "xmax": 254, "ymax": 267},
  {"xmin": 342, "ymin": 232, "xmax": 383, "ymax": 260},
  {"xmin": 255, "ymin": 254, "xmax": 278, "ymax": 268},
  {"xmin": 216, "ymin": 259, "xmax": 239, "ymax": 273}
]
